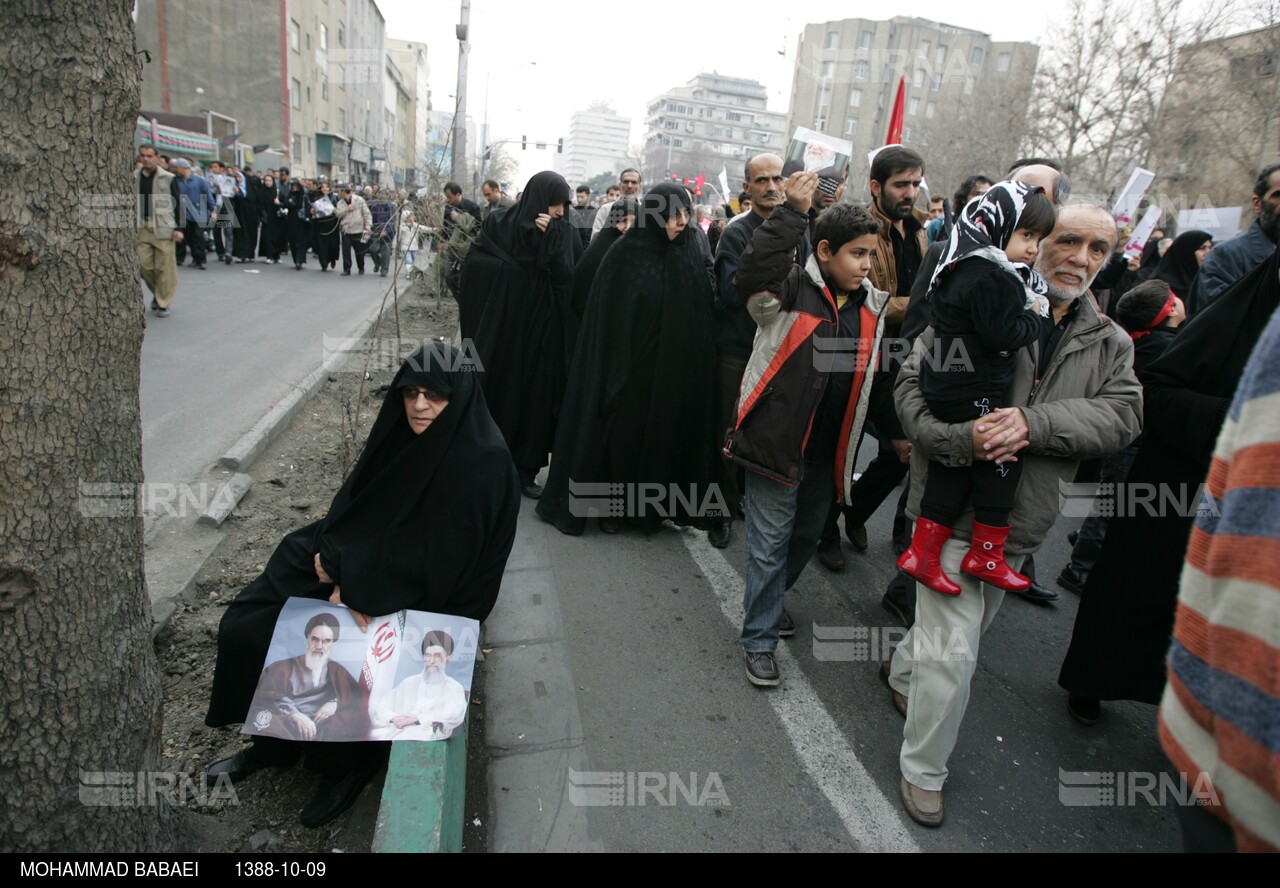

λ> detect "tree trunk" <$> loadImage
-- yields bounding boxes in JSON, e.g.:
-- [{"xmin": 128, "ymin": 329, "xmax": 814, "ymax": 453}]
[{"xmin": 0, "ymin": 0, "xmax": 172, "ymax": 851}]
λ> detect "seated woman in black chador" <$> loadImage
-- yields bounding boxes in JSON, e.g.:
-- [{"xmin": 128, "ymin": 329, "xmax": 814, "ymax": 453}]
[{"xmin": 203, "ymin": 340, "xmax": 519, "ymax": 829}]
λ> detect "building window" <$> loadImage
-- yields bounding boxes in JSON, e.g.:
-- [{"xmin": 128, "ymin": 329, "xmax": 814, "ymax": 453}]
[
  {"xmin": 925, "ymin": 101, "xmax": 936, "ymax": 119},
  {"xmin": 291, "ymin": 134, "xmax": 302, "ymax": 157},
  {"xmin": 825, "ymin": 30, "xmax": 839, "ymax": 50},
  {"xmin": 859, "ymin": 29, "xmax": 873, "ymax": 50},
  {"xmin": 321, "ymin": 119, "xmax": 328, "ymax": 131},
  {"xmin": 338, "ymin": 23, "xmax": 345, "ymax": 47},
  {"xmin": 853, "ymin": 60, "xmax": 868, "ymax": 80},
  {"xmin": 918, "ymin": 40, "xmax": 930, "ymax": 58},
  {"xmin": 908, "ymin": 98, "xmax": 919, "ymax": 116},
  {"xmin": 936, "ymin": 45, "xmax": 947, "ymax": 65},
  {"xmin": 970, "ymin": 46, "xmax": 984, "ymax": 66},
  {"xmin": 673, "ymin": 139, "xmax": 683, "ymax": 148},
  {"xmin": 339, "ymin": 108, "xmax": 346, "ymax": 131},
  {"xmin": 305, "ymin": 33, "xmax": 311, "ymax": 50},
  {"xmin": 997, "ymin": 52, "xmax": 1011, "ymax": 72},
  {"xmin": 821, "ymin": 61, "xmax": 834, "ymax": 79},
  {"xmin": 849, "ymin": 88, "xmax": 862, "ymax": 107},
  {"xmin": 291, "ymin": 78, "xmax": 301, "ymax": 109},
  {"xmin": 814, "ymin": 116, "xmax": 826, "ymax": 130},
  {"xmin": 845, "ymin": 118, "xmax": 858, "ymax": 135},
  {"xmin": 931, "ymin": 72, "xmax": 942, "ymax": 91},
  {"xmin": 289, "ymin": 19, "xmax": 300, "ymax": 52},
  {"xmin": 664, "ymin": 120, "xmax": 679, "ymax": 130},
  {"xmin": 320, "ymin": 23, "xmax": 328, "ymax": 52},
  {"xmin": 818, "ymin": 85, "xmax": 831, "ymax": 107},
  {"xmin": 321, "ymin": 76, "xmax": 328, "ymax": 100},
  {"xmin": 686, "ymin": 121, "xmax": 695, "ymax": 132},
  {"xmin": 305, "ymin": 86, "xmax": 311, "ymax": 103},
  {"xmin": 913, "ymin": 68, "xmax": 925, "ymax": 88}
]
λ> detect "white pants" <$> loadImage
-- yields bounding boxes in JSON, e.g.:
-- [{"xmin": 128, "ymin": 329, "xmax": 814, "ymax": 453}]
[{"xmin": 888, "ymin": 532, "xmax": 1025, "ymax": 791}]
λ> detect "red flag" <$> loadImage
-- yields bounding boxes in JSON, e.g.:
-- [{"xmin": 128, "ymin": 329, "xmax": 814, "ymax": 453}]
[{"xmin": 885, "ymin": 77, "xmax": 906, "ymax": 145}]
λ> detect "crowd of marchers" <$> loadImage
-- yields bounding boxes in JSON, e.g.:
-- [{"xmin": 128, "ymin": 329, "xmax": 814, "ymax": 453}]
[{"xmin": 170, "ymin": 138, "xmax": 1279, "ymax": 851}]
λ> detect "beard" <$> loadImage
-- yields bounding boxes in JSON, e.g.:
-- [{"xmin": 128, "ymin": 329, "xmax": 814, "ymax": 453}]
[
  {"xmin": 305, "ymin": 650, "xmax": 329, "ymax": 671},
  {"xmin": 1260, "ymin": 203, "xmax": 1280, "ymax": 240},
  {"xmin": 423, "ymin": 663, "xmax": 445, "ymax": 684}
]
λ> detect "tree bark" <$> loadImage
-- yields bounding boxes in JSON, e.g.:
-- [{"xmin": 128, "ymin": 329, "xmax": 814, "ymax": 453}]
[{"xmin": 0, "ymin": 0, "xmax": 171, "ymax": 851}]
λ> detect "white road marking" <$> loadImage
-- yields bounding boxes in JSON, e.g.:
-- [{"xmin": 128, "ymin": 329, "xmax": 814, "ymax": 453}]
[{"xmin": 682, "ymin": 530, "xmax": 922, "ymax": 852}]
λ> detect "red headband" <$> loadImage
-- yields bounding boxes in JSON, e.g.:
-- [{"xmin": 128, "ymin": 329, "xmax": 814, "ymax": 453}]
[{"xmin": 1131, "ymin": 290, "xmax": 1177, "ymax": 341}]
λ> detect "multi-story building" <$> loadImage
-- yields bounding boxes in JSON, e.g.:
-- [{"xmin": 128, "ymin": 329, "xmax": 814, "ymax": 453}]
[
  {"xmin": 563, "ymin": 103, "xmax": 632, "ymax": 186},
  {"xmin": 1151, "ymin": 24, "xmax": 1280, "ymax": 226},
  {"xmin": 136, "ymin": 0, "xmax": 389, "ymax": 183},
  {"xmin": 387, "ymin": 39, "xmax": 431, "ymax": 190},
  {"xmin": 784, "ymin": 17, "xmax": 1038, "ymax": 193},
  {"xmin": 641, "ymin": 74, "xmax": 787, "ymax": 196}
]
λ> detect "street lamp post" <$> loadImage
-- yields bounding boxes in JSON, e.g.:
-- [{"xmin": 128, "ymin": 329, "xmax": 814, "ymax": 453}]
[{"xmin": 452, "ymin": 1, "xmax": 471, "ymax": 188}]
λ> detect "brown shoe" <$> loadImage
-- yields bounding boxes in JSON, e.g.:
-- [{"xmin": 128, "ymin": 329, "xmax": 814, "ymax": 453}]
[
  {"xmin": 817, "ymin": 545, "xmax": 846, "ymax": 571},
  {"xmin": 880, "ymin": 659, "xmax": 907, "ymax": 717},
  {"xmin": 900, "ymin": 777, "xmax": 944, "ymax": 827},
  {"xmin": 846, "ymin": 523, "xmax": 869, "ymax": 551}
]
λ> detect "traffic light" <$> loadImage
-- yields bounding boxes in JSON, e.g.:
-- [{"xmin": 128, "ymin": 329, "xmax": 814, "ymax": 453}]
[
  {"xmin": 694, "ymin": 173, "xmax": 705, "ymax": 197},
  {"xmin": 521, "ymin": 135, "xmax": 527, "ymax": 150},
  {"xmin": 557, "ymin": 138, "xmax": 563, "ymax": 154}
]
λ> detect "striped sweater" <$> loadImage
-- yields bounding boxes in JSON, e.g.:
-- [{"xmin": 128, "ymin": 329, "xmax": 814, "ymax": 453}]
[{"xmin": 1158, "ymin": 304, "xmax": 1280, "ymax": 853}]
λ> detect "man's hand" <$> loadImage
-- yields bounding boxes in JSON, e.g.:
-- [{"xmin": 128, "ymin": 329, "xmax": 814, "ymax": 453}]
[
  {"xmin": 314, "ymin": 701, "xmax": 337, "ymax": 723},
  {"xmin": 534, "ymin": 213, "xmax": 552, "ymax": 232},
  {"xmin": 891, "ymin": 439, "xmax": 912, "ymax": 464},
  {"xmin": 783, "ymin": 171, "xmax": 818, "ymax": 215},
  {"xmin": 329, "ymin": 587, "xmax": 370, "ymax": 632},
  {"xmin": 973, "ymin": 407, "xmax": 1029, "ymax": 464},
  {"xmin": 291, "ymin": 712, "xmax": 318, "ymax": 741},
  {"xmin": 172, "ymin": 230, "xmax": 184, "ymax": 243},
  {"xmin": 391, "ymin": 715, "xmax": 417, "ymax": 729}
]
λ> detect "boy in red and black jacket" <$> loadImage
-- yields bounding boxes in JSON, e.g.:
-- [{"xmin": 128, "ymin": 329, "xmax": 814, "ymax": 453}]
[{"xmin": 724, "ymin": 171, "xmax": 896, "ymax": 687}]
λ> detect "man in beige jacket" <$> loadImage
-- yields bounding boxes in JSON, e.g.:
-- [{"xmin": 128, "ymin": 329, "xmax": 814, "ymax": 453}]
[
  {"xmin": 135, "ymin": 144, "xmax": 183, "ymax": 317},
  {"xmin": 334, "ymin": 184, "xmax": 372, "ymax": 275}
]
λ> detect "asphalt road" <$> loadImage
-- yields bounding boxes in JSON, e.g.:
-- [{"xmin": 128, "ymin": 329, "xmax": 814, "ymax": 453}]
[
  {"xmin": 139, "ymin": 256, "xmax": 400, "ymax": 497},
  {"xmin": 501, "ymin": 441, "xmax": 1180, "ymax": 852}
]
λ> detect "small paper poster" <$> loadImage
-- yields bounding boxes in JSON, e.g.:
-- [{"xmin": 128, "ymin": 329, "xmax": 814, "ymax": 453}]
[
  {"xmin": 1111, "ymin": 167, "xmax": 1155, "ymax": 226},
  {"xmin": 787, "ymin": 127, "xmax": 853, "ymax": 194},
  {"xmin": 243, "ymin": 598, "xmax": 479, "ymax": 743}
]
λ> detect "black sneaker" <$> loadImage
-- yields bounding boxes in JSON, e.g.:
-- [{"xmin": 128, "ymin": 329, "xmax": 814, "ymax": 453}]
[
  {"xmin": 707, "ymin": 522, "xmax": 730, "ymax": 548},
  {"xmin": 778, "ymin": 608, "xmax": 796, "ymax": 637},
  {"xmin": 1067, "ymin": 693, "xmax": 1101, "ymax": 726},
  {"xmin": 744, "ymin": 650, "xmax": 780, "ymax": 687},
  {"xmin": 1057, "ymin": 566, "xmax": 1085, "ymax": 596}
]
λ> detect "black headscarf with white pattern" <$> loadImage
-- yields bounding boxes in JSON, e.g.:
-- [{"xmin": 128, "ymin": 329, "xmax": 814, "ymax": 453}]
[{"xmin": 927, "ymin": 180, "xmax": 1051, "ymax": 316}]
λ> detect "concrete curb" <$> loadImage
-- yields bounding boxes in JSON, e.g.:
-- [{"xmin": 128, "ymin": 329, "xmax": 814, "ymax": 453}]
[
  {"xmin": 372, "ymin": 716, "xmax": 469, "ymax": 853},
  {"xmin": 148, "ymin": 291, "xmax": 403, "ymax": 634},
  {"xmin": 217, "ymin": 300, "xmax": 390, "ymax": 472}
]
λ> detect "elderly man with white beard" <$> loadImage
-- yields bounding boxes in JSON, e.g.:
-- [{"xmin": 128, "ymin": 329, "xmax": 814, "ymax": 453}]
[
  {"xmin": 371, "ymin": 630, "xmax": 469, "ymax": 740},
  {"xmin": 884, "ymin": 200, "xmax": 1144, "ymax": 827}
]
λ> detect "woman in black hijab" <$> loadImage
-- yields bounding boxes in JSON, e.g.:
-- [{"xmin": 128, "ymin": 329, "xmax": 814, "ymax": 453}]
[
  {"xmin": 256, "ymin": 173, "xmax": 287, "ymax": 263},
  {"xmin": 537, "ymin": 183, "xmax": 719, "ymax": 535},
  {"xmin": 310, "ymin": 181, "xmax": 341, "ymax": 271},
  {"xmin": 1152, "ymin": 229, "xmax": 1213, "ymax": 301},
  {"xmin": 1058, "ymin": 246, "xmax": 1279, "ymax": 723},
  {"xmin": 460, "ymin": 170, "xmax": 579, "ymax": 497},
  {"xmin": 566, "ymin": 196, "xmax": 639, "ymax": 353},
  {"xmin": 204, "ymin": 340, "xmax": 519, "ymax": 827}
]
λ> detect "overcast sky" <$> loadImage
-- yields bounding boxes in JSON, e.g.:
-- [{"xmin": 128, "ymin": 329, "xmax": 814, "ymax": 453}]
[{"xmin": 372, "ymin": 0, "xmax": 1112, "ymax": 187}]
